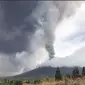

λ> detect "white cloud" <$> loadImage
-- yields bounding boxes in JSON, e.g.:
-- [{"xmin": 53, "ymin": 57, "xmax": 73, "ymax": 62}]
[
  {"xmin": 42, "ymin": 47, "xmax": 85, "ymax": 67},
  {"xmin": 53, "ymin": 2, "xmax": 85, "ymax": 58}
]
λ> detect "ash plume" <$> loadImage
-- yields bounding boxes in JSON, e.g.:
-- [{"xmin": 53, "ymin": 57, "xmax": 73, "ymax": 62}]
[{"xmin": 0, "ymin": 1, "xmax": 84, "ymax": 77}]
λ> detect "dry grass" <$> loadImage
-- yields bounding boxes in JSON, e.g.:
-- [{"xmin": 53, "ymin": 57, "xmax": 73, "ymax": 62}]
[{"xmin": 23, "ymin": 77, "xmax": 85, "ymax": 85}]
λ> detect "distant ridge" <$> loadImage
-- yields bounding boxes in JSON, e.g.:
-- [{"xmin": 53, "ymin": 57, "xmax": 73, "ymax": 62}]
[{"xmin": 7, "ymin": 66, "xmax": 82, "ymax": 80}]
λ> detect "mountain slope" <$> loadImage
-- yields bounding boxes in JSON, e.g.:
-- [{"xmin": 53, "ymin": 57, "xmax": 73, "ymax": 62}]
[{"xmin": 9, "ymin": 66, "xmax": 82, "ymax": 79}]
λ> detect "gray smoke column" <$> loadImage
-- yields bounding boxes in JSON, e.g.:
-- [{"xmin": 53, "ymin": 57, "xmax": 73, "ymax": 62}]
[
  {"xmin": 31, "ymin": 1, "xmax": 64, "ymax": 59},
  {"xmin": 40, "ymin": 1, "xmax": 83, "ymax": 59},
  {"xmin": 33, "ymin": 1, "xmax": 82, "ymax": 59}
]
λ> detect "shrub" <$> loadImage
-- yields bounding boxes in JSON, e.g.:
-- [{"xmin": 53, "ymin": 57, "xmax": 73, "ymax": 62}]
[
  {"xmin": 66, "ymin": 74, "xmax": 71, "ymax": 78},
  {"xmin": 25, "ymin": 80, "xmax": 31, "ymax": 84},
  {"xmin": 34, "ymin": 80, "xmax": 42, "ymax": 84},
  {"xmin": 1, "ymin": 80, "xmax": 23, "ymax": 85}
]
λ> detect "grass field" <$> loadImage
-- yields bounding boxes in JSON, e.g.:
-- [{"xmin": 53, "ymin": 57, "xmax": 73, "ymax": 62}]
[
  {"xmin": 0, "ymin": 76, "xmax": 85, "ymax": 85},
  {"xmin": 23, "ymin": 77, "xmax": 85, "ymax": 85}
]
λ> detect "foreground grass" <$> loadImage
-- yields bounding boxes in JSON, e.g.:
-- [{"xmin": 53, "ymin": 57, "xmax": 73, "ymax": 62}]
[
  {"xmin": 0, "ymin": 77, "xmax": 85, "ymax": 85},
  {"xmin": 23, "ymin": 77, "xmax": 85, "ymax": 85}
]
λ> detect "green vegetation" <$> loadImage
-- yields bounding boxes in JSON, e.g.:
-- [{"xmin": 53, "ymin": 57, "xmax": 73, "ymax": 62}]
[
  {"xmin": 0, "ymin": 80, "xmax": 23, "ymax": 85},
  {"xmin": 66, "ymin": 74, "xmax": 71, "ymax": 78},
  {"xmin": 82, "ymin": 67, "xmax": 85, "ymax": 76},
  {"xmin": 1, "ymin": 67, "xmax": 85, "ymax": 85},
  {"xmin": 72, "ymin": 67, "xmax": 79, "ymax": 77},
  {"xmin": 34, "ymin": 80, "xmax": 42, "ymax": 84},
  {"xmin": 55, "ymin": 67, "xmax": 62, "ymax": 80}
]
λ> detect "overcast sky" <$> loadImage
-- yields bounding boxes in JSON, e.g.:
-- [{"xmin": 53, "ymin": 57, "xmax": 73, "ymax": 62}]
[{"xmin": 0, "ymin": 1, "xmax": 84, "ymax": 77}]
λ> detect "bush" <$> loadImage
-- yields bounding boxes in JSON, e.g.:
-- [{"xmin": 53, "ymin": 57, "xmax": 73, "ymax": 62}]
[
  {"xmin": 1, "ymin": 80, "xmax": 23, "ymax": 85},
  {"xmin": 43, "ymin": 77, "xmax": 50, "ymax": 81},
  {"xmin": 25, "ymin": 80, "xmax": 31, "ymax": 84},
  {"xmin": 34, "ymin": 80, "xmax": 42, "ymax": 84},
  {"xmin": 66, "ymin": 74, "xmax": 71, "ymax": 78}
]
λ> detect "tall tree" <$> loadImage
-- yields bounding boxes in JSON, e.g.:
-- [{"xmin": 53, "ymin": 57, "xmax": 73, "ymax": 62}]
[
  {"xmin": 82, "ymin": 67, "xmax": 85, "ymax": 76},
  {"xmin": 72, "ymin": 67, "xmax": 79, "ymax": 77},
  {"xmin": 55, "ymin": 67, "xmax": 62, "ymax": 80}
]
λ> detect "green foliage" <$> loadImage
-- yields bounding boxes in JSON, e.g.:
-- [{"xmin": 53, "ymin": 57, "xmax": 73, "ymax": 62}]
[
  {"xmin": 0, "ymin": 80, "xmax": 23, "ymax": 85},
  {"xmin": 72, "ymin": 67, "xmax": 79, "ymax": 77},
  {"xmin": 33, "ymin": 79, "xmax": 42, "ymax": 84},
  {"xmin": 25, "ymin": 80, "xmax": 32, "ymax": 84},
  {"xmin": 82, "ymin": 67, "xmax": 85, "ymax": 76},
  {"xmin": 45, "ymin": 77, "xmax": 49, "ymax": 80},
  {"xmin": 66, "ymin": 74, "xmax": 71, "ymax": 78},
  {"xmin": 43, "ymin": 77, "xmax": 50, "ymax": 81},
  {"xmin": 55, "ymin": 67, "xmax": 62, "ymax": 81}
]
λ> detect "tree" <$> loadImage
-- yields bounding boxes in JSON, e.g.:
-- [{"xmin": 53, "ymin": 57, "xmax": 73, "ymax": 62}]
[
  {"xmin": 55, "ymin": 67, "xmax": 62, "ymax": 80},
  {"xmin": 72, "ymin": 67, "xmax": 79, "ymax": 77},
  {"xmin": 82, "ymin": 67, "xmax": 85, "ymax": 76},
  {"xmin": 2, "ymin": 80, "xmax": 23, "ymax": 85}
]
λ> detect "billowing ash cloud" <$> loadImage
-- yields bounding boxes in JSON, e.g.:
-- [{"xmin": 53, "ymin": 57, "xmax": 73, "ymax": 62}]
[
  {"xmin": 0, "ymin": 1, "xmax": 84, "ymax": 77},
  {"xmin": 0, "ymin": 1, "xmax": 58, "ymax": 77},
  {"xmin": 0, "ymin": 1, "xmax": 49, "ymax": 77}
]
